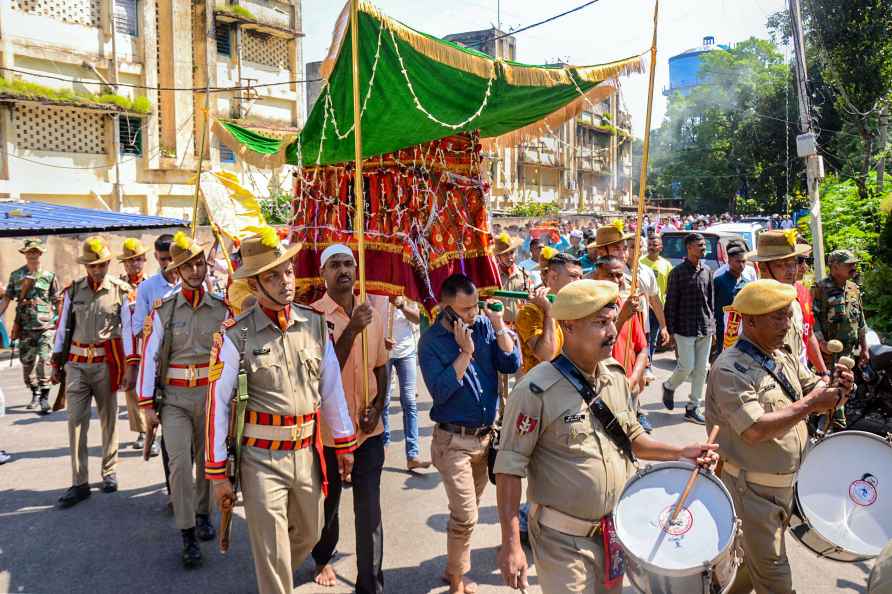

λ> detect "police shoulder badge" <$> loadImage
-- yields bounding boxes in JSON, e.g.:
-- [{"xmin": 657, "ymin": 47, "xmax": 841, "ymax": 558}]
[{"xmin": 515, "ymin": 413, "xmax": 539, "ymax": 435}]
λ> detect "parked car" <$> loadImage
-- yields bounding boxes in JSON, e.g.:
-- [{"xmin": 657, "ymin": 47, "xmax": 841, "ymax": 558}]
[
  {"xmin": 705, "ymin": 222, "xmax": 765, "ymax": 251},
  {"xmin": 660, "ymin": 231, "xmax": 739, "ymax": 270}
]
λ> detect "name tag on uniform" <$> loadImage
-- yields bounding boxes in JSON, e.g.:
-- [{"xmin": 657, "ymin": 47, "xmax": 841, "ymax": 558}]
[
  {"xmin": 252, "ymin": 347, "xmax": 271, "ymax": 355},
  {"xmin": 171, "ymin": 321, "xmax": 187, "ymax": 328},
  {"xmin": 563, "ymin": 413, "xmax": 586, "ymax": 424},
  {"xmin": 72, "ymin": 301, "xmax": 85, "ymax": 305}
]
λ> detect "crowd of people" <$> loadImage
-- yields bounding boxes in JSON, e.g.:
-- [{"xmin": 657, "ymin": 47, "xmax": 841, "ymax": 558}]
[{"xmin": 0, "ymin": 214, "xmax": 887, "ymax": 594}]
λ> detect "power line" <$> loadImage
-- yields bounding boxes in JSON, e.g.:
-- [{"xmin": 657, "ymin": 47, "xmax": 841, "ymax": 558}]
[
  {"xmin": 0, "ymin": 66, "xmax": 321, "ymax": 92},
  {"xmin": 466, "ymin": 0, "xmax": 605, "ymax": 50}
]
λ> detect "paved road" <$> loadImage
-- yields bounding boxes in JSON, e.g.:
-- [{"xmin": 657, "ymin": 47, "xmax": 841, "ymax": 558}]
[{"xmin": 0, "ymin": 353, "xmax": 874, "ymax": 593}]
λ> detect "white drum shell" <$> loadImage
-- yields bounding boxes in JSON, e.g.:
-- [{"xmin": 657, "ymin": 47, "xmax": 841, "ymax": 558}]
[
  {"xmin": 614, "ymin": 461, "xmax": 739, "ymax": 594},
  {"xmin": 792, "ymin": 430, "xmax": 892, "ymax": 562}
]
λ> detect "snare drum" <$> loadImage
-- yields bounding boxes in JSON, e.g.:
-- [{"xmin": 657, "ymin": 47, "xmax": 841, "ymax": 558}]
[
  {"xmin": 614, "ymin": 461, "xmax": 740, "ymax": 593},
  {"xmin": 791, "ymin": 430, "xmax": 892, "ymax": 562}
]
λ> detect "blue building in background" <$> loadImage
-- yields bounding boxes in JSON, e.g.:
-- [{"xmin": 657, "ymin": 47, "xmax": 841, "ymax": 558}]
[{"xmin": 664, "ymin": 36, "xmax": 730, "ymax": 96}]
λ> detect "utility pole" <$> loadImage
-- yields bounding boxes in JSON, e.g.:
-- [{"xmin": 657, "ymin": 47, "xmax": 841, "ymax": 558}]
[
  {"xmin": 878, "ymin": 106, "xmax": 887, "ymax": 193},
  {"xmin": 109, "ymin": 0, "xmax": 123, "ymax": 212},
  {"xmin": 788, "ymin": 0, "xmax": 825, "ymax": 279}
]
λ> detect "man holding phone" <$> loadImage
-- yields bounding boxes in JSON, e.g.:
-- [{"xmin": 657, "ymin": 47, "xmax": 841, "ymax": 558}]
[{"xmin": 419, "ymin": 273, "xmax": 521, "ymax": 594}]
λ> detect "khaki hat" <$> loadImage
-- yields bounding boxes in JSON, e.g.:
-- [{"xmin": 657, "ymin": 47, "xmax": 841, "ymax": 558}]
[
  {"xmin": 165, "ymin": 231, "xmax": 206, "ymax": 272},
  {"xmin": 551, "ymin": 279, "xmax": 619, "ymax": 321},
  {"xmin": 117, "ymin": 237, "xmax": 149, "ymax": 261},
  {"xmin": 77, "ymin": 236, "xmax": 113, "ymax": 265},
  {"xmin": 731, "ymin": 279, "xmax": 796, "ymax": 316},
  {"xmin": 19, "ymin": 239, "xmax": 46, "ymax": 254},
  {"xmin": 492, "ymin": 231, "xmax": 523, "ymax": 255},
  {"xmin": 232, "ymin": 226, "xmax": 302, "ymax": 280},
  {"xmin": 587, "ymin": 220, "xmax": 633, "ymax": 249},
  {"xmin": 828, "ymin": 249, "xmax": 858, "ymax": 265},
  {"xmin": 746, "ymin": 230, "xmax": 811, "ymax": 262}
]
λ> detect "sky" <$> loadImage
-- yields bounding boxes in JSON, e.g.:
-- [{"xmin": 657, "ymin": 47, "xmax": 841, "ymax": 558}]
[{"xmin": 301, "ymin": 0, "xmax": 788, "ymax": 137}]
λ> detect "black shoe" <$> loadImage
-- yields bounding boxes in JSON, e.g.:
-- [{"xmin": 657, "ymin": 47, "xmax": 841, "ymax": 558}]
[
  {"xmin": 27, "ymin": 389, "xmax": 40, "ymax": 410},
  {"xmin": 195, "ymin": 514, "xmax": 216, "ymax": 541},
  {"xmin": 39, "ymin": 389, "xmax": 51, "ymax": 414},
  {"xmin": 181, "ymin": 529, "xmax": 203, "ymax": 569},
  {"xmin": 685, "ymin": 406, "xmax": 705, "ymax": 425},
  {"xmin": 133, "ymin": 433, "xmax": 145, "ymax": 450},
  {"xmin": 58, "ymin": 484, "xmax": 91, "ymax": 508},
  {"xmin": 101, "ymin": 474, "xmax": 118, "ymax": 493},
  {"xmin": 662, "ymin": 383, "xmax": 675, "ymax": 411},
  {"xmin": 638, "ymin": 413, "xmax": 654, "ymax": 434}
]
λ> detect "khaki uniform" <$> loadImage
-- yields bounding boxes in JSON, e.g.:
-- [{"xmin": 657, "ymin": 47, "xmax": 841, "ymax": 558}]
[
  {"xmin": 705, "ymin": 339, "xmax": 821, "ymax": 594},
  {"xmin": 121, "ymin": 273, "xmax": 145, "ymax": 434},
  {"xmin": 205, "ymin": 304, "xmax": 356, "ymax": 594},
  {"xmin": 497, "ymin": 265, "xmax": 531, "ymax": 403},
  {"xmin": 137, "ymin": 289, "xmax": 229, "ymax": 529},
  {"xmin": 53, "ymin": 276, "xmax": 131, "ymax": 485},
  {"xmin": 869, "ymin": 539, "xmax": 892, "ymax": 594},
  {"xmin": 494, "ymin": 358, "xmax": 644, "ymax": 593}
]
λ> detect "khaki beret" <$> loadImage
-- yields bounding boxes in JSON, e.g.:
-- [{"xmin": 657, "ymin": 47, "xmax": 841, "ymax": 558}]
[
  {"xmin": 551, "ymin": 279, "xmax": 619, "ymax": 321},
  {"xmin": 731, "ymin": 279, "xmax": 796, "ymax": 316}
]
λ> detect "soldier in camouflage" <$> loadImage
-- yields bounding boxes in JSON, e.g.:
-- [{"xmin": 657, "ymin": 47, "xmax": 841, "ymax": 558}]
[
  {"xmin": 812, "ymin": 250, "xmax": 868, "ymax": 368},
  {"xmin": 0, "ymin": 239, "xmax": 60, "ymax": 413}
]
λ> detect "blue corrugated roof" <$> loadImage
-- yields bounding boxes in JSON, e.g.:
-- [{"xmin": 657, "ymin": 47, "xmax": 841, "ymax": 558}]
[{"xmin": 0, "ymin": 201, "xmax": 188, "ymax": 237}]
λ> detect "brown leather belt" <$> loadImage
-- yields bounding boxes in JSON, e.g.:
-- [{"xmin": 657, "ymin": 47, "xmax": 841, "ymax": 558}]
[
  {"xmin": 437, "ymin": 422, "xmax": 491, "ymax": 437},
  {"xmin": 723, "ymin": 461, "xmax": 796, "ymax": 488},
  {"xmin": 530, "ymin": 503, "xmax": 602, "ymax": 537}
]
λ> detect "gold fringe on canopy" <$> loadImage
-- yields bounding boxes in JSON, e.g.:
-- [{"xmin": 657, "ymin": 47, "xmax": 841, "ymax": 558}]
[
  {"xmin": 574, "ymin": 53, "xmax": 647, "ymax": 83},
  {"xmin": 320, "ymin": 2, "xmax": 351, "ymax": 81},
  {"xmin": 210, "ymin": 118, "xmax": 294, "ymax": 169},
  {"xmin": 500, "ymin": 61, "xmax": 572, "ymax": 87},
  {"xmin": 481, "ymin": 83, "xmax": 616, "ymax": 150}
]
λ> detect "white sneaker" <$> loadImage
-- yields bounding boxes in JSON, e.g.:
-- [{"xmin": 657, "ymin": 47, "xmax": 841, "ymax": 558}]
[
  {"xmin": 644, "ymin": 368, "xmax": 655, "ymax": 383},
  {"xmin": 0, "ymin": 450, "xmax": 11, "ymax": 464}
]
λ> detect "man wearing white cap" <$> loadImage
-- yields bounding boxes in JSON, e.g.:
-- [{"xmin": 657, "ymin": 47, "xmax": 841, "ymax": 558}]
[{"xmin": 311, "ymin": 243, "xmax": 389, "ymax": 594}]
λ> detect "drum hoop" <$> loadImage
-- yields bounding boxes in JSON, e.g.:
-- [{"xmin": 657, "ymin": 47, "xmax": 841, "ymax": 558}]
[
  {"xmin": 793, "ymin": 430, "xmax": 892, "ymax": 561},
  {"xmin": 614, "ymin": 461, "xmax": 740, "ymax": 578}
]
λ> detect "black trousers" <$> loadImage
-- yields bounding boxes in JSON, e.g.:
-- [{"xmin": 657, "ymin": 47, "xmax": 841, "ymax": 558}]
[{"xmin": 312, "ymin": 434, "xmax": 385, "ymax": 594}]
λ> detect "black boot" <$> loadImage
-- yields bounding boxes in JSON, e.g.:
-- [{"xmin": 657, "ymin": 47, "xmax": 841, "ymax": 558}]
[
  {"xmin": 58, "ymin": 484, "xmax": 91, "ymax": 508},
  {"xmin": 181, "ymin": 528, "xmax": 203, "ymax": 569},
  {"xmin": 27, "ymin": 387, "xmax": 40, "ymax": 410},
  {"xmin": 195, "ymin": 514, "xmax": 216, "ymax": 541},
  {"xmin": 39, "ymin": 388, "xmax": 51, "ymax": 414}
]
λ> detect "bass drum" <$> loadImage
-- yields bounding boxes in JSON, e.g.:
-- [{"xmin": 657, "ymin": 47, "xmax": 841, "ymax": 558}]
[
  {"xmin": 614, "ymin": 461, "xmax": 740, "ymax": 593},
  {"xmin": 791, "ymin": 430, "xmax": 892, "ymax": 562}
]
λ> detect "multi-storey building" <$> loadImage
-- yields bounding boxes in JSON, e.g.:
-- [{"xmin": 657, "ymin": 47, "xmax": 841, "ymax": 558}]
[
  {"xmin": 442, "ymin": 28, "xmax": 633, "ymax": 213},
  {"xmin": 0, "ymin": 0, "xmax": 303, "ymax": 219}
]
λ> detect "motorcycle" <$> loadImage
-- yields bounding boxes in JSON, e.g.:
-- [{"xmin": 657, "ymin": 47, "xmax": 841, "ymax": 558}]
[{"xmin": 844, "ymin": 342, "xmax": 892, "ymax": 437}]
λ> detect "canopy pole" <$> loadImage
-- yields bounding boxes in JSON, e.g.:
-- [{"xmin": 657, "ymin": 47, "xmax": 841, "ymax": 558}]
[
  {"xmin": 191, "ymin": 92, "xmax": 210, "ymax": 238},
  {"xmin": 350, "ymin": 0, "xmax": 369, "ymax": 407},
  {"xmin": 624, "ymin": 0, "xmax": 659, "ymax": 370}
]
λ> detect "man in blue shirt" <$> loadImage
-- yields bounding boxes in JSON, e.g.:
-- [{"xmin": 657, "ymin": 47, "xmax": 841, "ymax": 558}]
[
  {"xmin": 712, "ymin": 240, "xmax": 749, "ymax": 356},
  {"xmin": 419, "ymin": 273, "xmax": 521, "ymax": 594}
]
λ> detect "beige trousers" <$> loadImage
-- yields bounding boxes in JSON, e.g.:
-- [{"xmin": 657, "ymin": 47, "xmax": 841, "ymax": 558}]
[
  {"xmin": 159, "ymin": 388, "xmax": 209, "ymax": 530},
  {"xmin": 528, "ymin": 508, "xmax": 620, "ymax": 594},
  {"xmin": 430, "ymin": 426, "xmax": 490, "ymax": 577},
  {"xmin": 240, "ymin": 444, "xmax": 323, "ymax": 594},
  {"xmin": 124, "ymin": 388, "xmax": 146, "ymax": 434},
  {"xmin": 722, "ymin": 469, "xmax": 795, "ymax": 594},
  {"xmin": 65, "ymin": 362, "xmax": 118, "ymax": 485}
]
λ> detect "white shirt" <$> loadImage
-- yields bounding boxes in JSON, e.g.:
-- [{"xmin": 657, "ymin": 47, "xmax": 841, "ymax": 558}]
[
  {"xmin": 132, "ymin": 272, "xmax": 180, "ymax": 340},
  {"xmin": 518, "ymin": 259, "xmax": 542, "ymax": 287},
  {"xmin": 623, "ymin": 263, "xmax": 657, "ymax": 330},
  {"xmin": 714, "ymin": 263, "xmax": 757, "ymax": 283},
  {"xmin": 390, "ymin": 306, "xmax": 417, "ymax": 359}
]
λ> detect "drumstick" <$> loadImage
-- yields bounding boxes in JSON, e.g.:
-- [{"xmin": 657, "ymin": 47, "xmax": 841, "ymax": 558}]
[{"xmin": 669, "ymin": 425, "xmax": 720, "ymax": 525}]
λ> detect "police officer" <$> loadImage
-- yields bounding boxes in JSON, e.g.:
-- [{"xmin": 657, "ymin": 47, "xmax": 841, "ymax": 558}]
[
  {"xmin": 52, "ymin": 237, "xmax": 135, "ymax": 507},
  {"xmin": 206, "ymin": 228, "xmax": 356, "ymax": 594},
  {"xmin": 705, "ymin": 279, "xmax": 855, "ymax": 594},
  {"xmin": 0, "ymin": 239, "xmax": 60, "ymax": 413},
  {"xmin": 492, "ymin": 231, "xmax": 531, "ymax": 324},
  {"xmin": 813, "ymin": 249, "xmax": 868, "ymax": 368},
  {"xmin": 117, "ymin": 237, "xmax": 152, "ymax": 451},
  {"xmin": 495, "ymin": 279, "xmax": 718, "ymax": 593},
  {"xmin": 138, "ymin": 232, "xmax": 228, "ymax": 567},
  {"xmin": 868, "ymin": 539, "xmax": 892, "ymax": 593}
]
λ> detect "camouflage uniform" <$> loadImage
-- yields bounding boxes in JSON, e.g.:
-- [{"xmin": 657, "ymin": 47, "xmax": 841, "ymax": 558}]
[
  {"xmin": 5, "ymin": 266, "xmax": 59, "ymax": 392},
  {"xmin": 812, "ymin": 277, "xmax": 865, "ymax": 363}
]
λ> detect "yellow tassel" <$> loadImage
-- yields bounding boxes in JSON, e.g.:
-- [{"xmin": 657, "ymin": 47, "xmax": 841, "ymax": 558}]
[
  {"xmin": 783, "ymin": 229, "xmax": 797, "ymax": 247},
  {"xmin": 540, "ymin": 246, "xmax": 558, "ymax": 261},
  {"xmin": 173, "ymin": 231, "xmax": 191, "ymax": 251},
  {"xmin": 86, "ymin": 237, "xmax": 104, "ymax": 256},
  {"xmin": 246, "ymin": 225, "xmax": 280, "ymax": 248},
  {"xmin": 612, "ymin": 219, "xmax": 625, "ymax": 233}
]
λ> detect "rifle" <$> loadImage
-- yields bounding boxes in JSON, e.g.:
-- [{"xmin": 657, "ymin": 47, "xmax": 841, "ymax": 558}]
[
  {"xmin": 219, "ymin": 326, "xmax": 249, "ymax": 554},
  {"xmin": 52, "ymin": 281, "xmax": 78, "ymax": 412},
  {"xmin": 144, "ymin": 302, "xmax": 176, "ymax": 460},
  {"xmin": 10, "ymin": 275, "xmax": 36, "ymax": 342}
]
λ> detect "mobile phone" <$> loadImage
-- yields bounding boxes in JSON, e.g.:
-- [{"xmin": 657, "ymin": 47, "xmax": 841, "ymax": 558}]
[{"xmin": 443, "ymin": 305, "xmax": 460, "ymax": 327}]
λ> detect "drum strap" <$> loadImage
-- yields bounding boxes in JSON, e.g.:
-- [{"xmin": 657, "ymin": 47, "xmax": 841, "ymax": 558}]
[
  {"xmin": 551, "ymin": 355, "xmax": 636, "ymax": 462},
  {"xmin": 735, "ymin": 339, "xmax": 800, "ymax": 402}
]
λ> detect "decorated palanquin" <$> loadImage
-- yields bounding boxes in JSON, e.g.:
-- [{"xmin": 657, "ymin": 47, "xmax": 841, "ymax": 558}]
[{"xmin": 291, "ymin": 132, "xmax": 498, "ymax": 311}]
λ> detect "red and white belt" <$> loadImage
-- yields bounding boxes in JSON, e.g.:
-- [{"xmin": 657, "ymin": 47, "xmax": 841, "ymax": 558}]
[
  {"xmin": 165, "ymin": 362, "xmax": 210, "ymax": 387},
  {"xmin": 68, "ymin": 342, "xmax": 105, "ymax": 364}
]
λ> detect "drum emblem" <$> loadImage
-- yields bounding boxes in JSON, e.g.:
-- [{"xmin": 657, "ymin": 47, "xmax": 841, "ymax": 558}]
[
  {"xmin": 848, "ymin": 475, "xmax": 878, "ymax": 507},
  {"xmin": 658, "ymin": 506, "xmax": 694, "ymax": 536}
]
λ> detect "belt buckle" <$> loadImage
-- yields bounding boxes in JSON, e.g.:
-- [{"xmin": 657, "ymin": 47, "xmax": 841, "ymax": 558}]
[
  {"xmin": 187, "ymin": 364, "xmax": 197, "ymax": 387},
  {"xmin": 587, "ymin": 522, "xmax": 600, "ymax": 538},
  {"xmin": 291, "ymin": 423, "xmax": 300, "ymax": 442},
  {"xmin": 86, "ymin": 345, "xmax": 95, "ymax": 364}
]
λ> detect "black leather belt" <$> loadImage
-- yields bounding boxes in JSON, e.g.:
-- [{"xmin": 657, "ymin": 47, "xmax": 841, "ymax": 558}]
[{"xmin": 437, "ymin": 422, "xmax": 491, "ymax": 437}]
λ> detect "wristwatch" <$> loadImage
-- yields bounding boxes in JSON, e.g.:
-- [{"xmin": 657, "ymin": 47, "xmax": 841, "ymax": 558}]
[{"xmin": 495, "ymin": 328, "xmax": 511, "ymax": 338}]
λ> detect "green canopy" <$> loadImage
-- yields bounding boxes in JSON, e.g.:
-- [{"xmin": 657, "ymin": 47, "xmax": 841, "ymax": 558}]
[{"xmin": 213, "ymin": 1, "xmax": 644, "ymax": 168}]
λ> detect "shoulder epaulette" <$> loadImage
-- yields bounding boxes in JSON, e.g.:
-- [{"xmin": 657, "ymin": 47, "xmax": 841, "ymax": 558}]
[
  {"xmin": 109, "ymin": 276, "xmax": 131, "ymax": 291},
  {"xmin": 603, "ymin": 356, "xmax": 627, "ymax": 374},
  {"xmin": 208, "ymin": 292, "xmax": 227, "ymax": 303},
  {"xmin": 234, "ymin": 310, "xmax": 252, "ymax": 324},
  {"xmin": 222, "ymin": 318, "xmax": 237, "ymax": 329},
  {"xmin": 295, "ymin": 302, "xmax": 325, "ymax": 315},
  {"xmin": 518, "ymin": 363, "xmax": 563, "ymax": 395}
]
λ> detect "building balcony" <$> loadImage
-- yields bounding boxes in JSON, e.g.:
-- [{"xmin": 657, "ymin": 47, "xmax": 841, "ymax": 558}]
[{"xmin": 214, "ymin": 1, "xmax": 301, "ymax": 38}]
